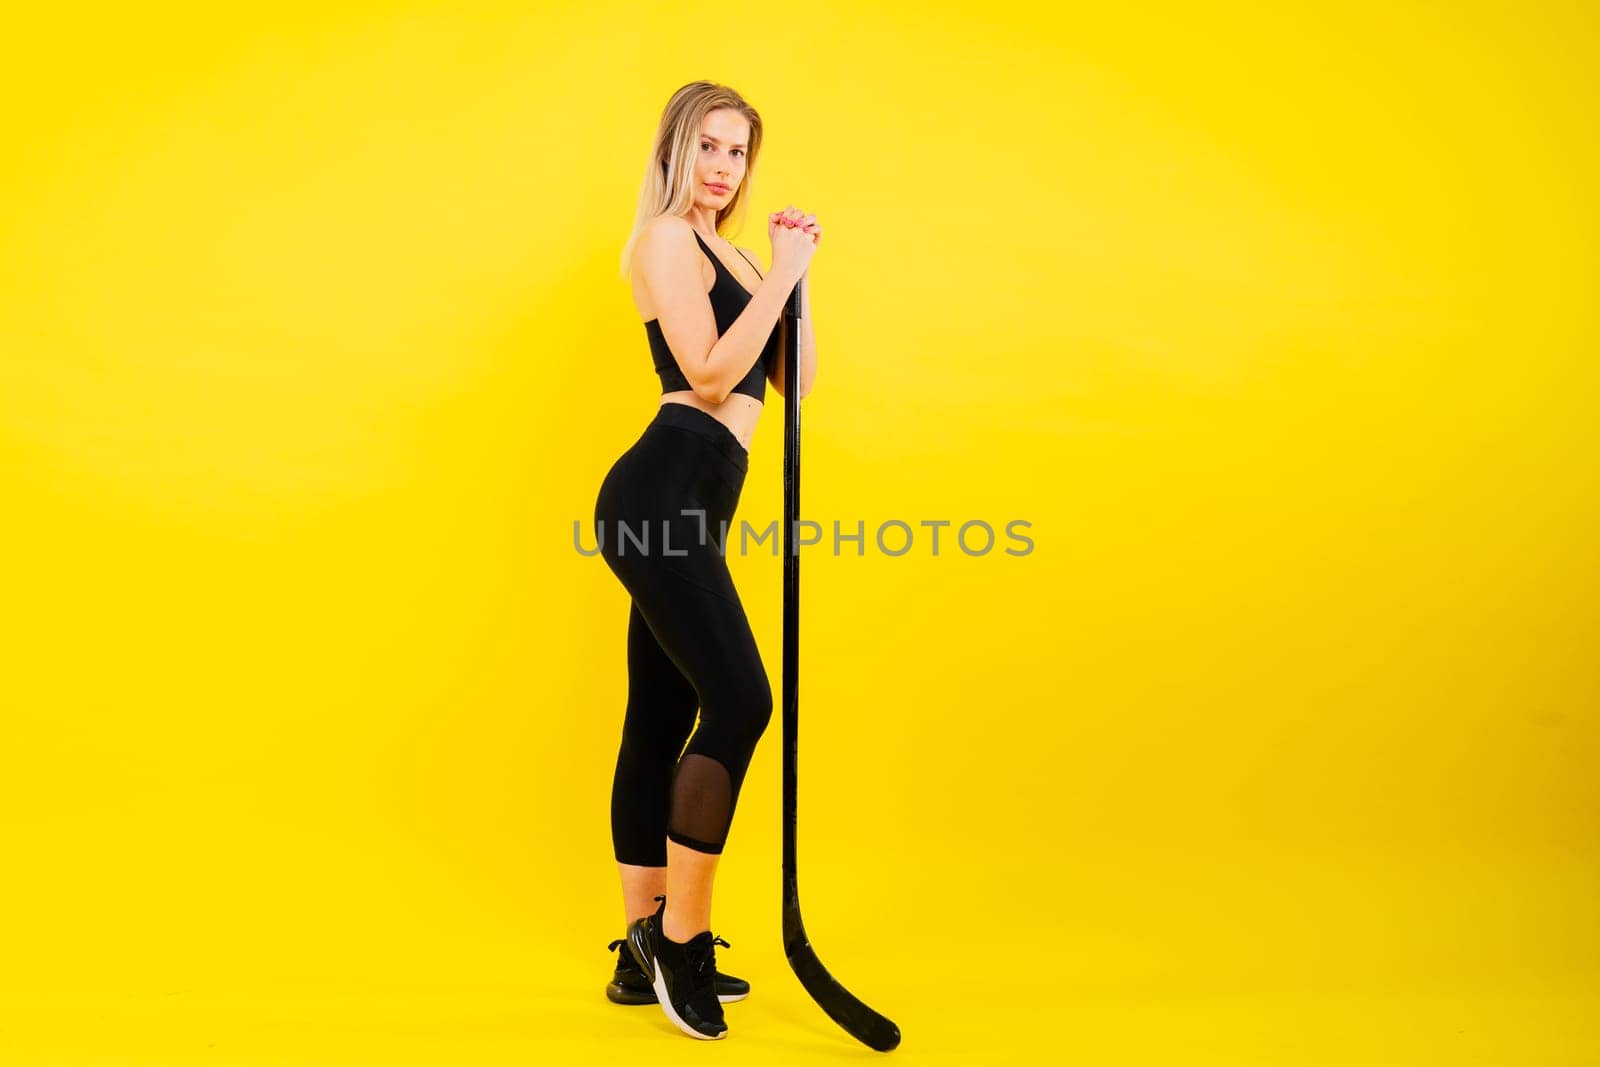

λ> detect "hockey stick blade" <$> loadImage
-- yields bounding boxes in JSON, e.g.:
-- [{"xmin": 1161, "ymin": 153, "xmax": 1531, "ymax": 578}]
[{"xmin": 784, "ymin": 905, "xmax": 902, "ymax": 1051}]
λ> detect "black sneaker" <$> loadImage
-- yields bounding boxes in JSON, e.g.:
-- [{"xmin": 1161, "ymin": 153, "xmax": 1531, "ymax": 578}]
[
  {"xmin": 625, "ymin": 894, "xmax": 728, "ymax": 1039},
  {"xmin": 606, "ymin": 934, "xmax": 750, "ymax": 1005},
  {"xmin": 605, "ymin": 937, "xmax": 657, "ymax": 1004}
]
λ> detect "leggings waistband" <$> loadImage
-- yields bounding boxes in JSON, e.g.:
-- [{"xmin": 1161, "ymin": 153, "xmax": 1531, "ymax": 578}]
[{"xmin": 649, "ymin": 402, "xmax": 749, "ymax": 473}]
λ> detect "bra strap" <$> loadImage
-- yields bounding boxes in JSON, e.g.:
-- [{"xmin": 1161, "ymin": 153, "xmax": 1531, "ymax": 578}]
[
  {"xmin": 733, "ymin": 247, "xmax": 764, "ymax": 279},
  {"xmin": 693, "ymin": 229, "xmax": 763, "ymax": 282},
  {"xmin": 691, "ymin": 230, "xmax": 728, "ymax": 279}
]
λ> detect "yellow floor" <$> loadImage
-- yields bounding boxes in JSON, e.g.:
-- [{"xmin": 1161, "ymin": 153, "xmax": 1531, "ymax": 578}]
[
  {"xmin": 3, "ymin": 846, "xmax": 1594, "ymax": 1065},
  {"xmin": 2, "ymin": 967, "xmax": 1594, "ymax": 1064}
]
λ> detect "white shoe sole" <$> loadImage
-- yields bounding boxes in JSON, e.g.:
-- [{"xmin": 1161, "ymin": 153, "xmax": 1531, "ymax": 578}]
[{"xmin": 651, "ymin": 952, "xmax": 728, "ymax": 1040}]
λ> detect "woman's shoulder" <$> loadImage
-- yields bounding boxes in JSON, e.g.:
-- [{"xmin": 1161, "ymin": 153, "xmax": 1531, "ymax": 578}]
[
  {"xmin": 642, "ymin": 213, "xmax": 692, "ymax": 239},
  {"xmin": 632, "ymin": 216, "xmax": 695, "ymax": 273}
]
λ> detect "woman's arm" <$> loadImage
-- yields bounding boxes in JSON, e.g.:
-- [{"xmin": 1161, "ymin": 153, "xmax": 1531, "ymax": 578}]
[
  {"xmin": 643, "ymin": 217, "xmax": 784, "ymax": 403},
  {"xmin": 764, "ymin": 270, "xmax": 817, "ymax": 400}
]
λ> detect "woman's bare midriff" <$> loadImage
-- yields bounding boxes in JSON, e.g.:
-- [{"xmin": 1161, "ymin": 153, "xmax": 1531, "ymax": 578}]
[{"xmin": 659, "ymin": 392, "xmax": 761, "ymax": 452}]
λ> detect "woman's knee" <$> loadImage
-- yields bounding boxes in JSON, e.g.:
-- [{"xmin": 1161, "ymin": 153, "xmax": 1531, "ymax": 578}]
[
  {"xmin": 705, "ymin": 671, "xmax": 773, "ymax": 754},
  {"xmin": 744, "ymin": 673, "xmax": 774, "ymax": 743}
]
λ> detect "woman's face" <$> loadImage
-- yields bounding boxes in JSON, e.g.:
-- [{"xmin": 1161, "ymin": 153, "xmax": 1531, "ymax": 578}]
[{"xmin": 694, "ymin": 109, "xmax": 749, "ymax": 206}]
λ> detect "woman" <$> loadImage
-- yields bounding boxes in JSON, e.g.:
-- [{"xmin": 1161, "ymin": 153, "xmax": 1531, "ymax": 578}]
[{"xmin": 592, "ymin": 80, "xmax": 820, "ymax": 1041}]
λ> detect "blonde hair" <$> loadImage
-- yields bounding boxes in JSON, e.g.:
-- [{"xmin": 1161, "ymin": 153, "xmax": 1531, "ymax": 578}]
[{"xmin": 619, "ymin": 81, "xmax": 764, "ymax": 280}]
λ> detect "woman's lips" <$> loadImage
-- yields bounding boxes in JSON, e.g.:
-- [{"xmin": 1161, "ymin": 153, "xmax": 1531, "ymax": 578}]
[{"xmin": 707, "ymin": 183, "xmax": 729, "ymax": 193}]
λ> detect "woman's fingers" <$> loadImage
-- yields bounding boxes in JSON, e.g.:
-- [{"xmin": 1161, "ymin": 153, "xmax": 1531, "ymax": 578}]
[{"xmin": 772, "ymin": 207, "xmax": 819, "ymax": 241}]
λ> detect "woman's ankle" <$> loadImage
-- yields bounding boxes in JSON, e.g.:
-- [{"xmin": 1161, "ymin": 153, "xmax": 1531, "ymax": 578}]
[{"xmin": 661, "ymin": 911, "xmax": 710, "ymax": 944}]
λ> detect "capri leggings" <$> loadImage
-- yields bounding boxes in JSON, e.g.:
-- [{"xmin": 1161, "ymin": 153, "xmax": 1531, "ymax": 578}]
[{"xmin": 592, "ymin": 401, "xmax": 773, "ymax": 865}]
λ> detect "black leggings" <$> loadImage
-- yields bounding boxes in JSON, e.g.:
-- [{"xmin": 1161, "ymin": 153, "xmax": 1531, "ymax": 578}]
[{"xmin": 592, "ymin": 402, "xmax": 773, "ymax": 865}]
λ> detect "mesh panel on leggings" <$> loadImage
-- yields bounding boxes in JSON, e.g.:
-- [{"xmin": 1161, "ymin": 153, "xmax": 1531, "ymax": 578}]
[{"xmin": 666, "ymin": 752, "xmax": 733, "ymax": 854}]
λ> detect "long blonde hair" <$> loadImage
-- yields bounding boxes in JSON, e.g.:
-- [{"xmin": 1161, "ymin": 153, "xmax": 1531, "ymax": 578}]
[{"xmin": 619, "ymin": 81, "xmax": 764, "ymax": 280}]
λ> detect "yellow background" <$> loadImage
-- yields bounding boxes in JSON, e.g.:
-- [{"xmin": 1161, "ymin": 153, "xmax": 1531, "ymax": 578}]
[{"xmin": 2, "ymin": 2, "xmax": 1595, "ymax": 1063}]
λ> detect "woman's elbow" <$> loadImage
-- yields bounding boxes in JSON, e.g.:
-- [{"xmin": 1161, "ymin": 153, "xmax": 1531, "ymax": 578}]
[
  {"xmin": 772, "ymin": 375, "xmax": 812, "ymax": 401},
  {"xmin": 693, "ymin": 378, "xmax": 729, "ymax": 404}
]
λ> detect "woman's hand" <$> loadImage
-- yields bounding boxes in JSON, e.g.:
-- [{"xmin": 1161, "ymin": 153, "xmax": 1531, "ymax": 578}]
[
  {"xmin": 768, "ymin": 204, "xmax": 819, "ymax": 281},
  {"xmin": 769, "ymin": 206, "xmax": 821, "ymax": 250}
]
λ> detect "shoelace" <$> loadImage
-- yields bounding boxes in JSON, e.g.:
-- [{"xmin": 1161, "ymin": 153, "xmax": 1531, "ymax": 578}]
[
  {"xmin": 607, "ymin": 934, "xmax": 729, "ymax": 955},
  {"xmin": 606, "ymin": 933, "xmax": 731, "ymax": 980},
  {"xmin": 608, "ymin": 938, "xmax": 644, "ymax": 975},
  {"xmin": 696, "ymin": 935, "xmax": 732, "ymax": 978},
  {"xmin": 682, "ymin": 936, "xmax": 719, "ymax": 992}
]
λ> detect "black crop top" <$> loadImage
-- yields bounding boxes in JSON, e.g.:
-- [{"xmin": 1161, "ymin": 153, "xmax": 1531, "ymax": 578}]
[{"xmin": 645, "ymin": 229, "xmax": 780, "ymax": 403}]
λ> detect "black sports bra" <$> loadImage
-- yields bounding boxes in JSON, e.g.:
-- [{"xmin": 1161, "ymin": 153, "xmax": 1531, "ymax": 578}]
[{"xmin": 645, "ymin": 229, "xmax": 780, "ymax": 403}]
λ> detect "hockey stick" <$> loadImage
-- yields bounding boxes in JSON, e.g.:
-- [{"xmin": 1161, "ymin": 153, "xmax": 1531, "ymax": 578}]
[{"xmin": 781, "ymin": 272, "xmax": 902, "ymax": 1053}]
